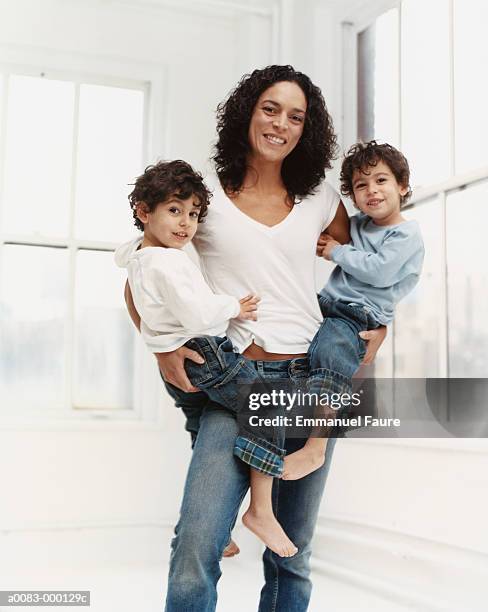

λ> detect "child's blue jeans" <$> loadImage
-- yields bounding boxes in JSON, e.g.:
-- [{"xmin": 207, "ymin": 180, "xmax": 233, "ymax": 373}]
[
  {"xmin": 308, "ymin": 295, "xmax": 379, "ymax": 402},
  {"xmin": 164, "ymin": 336, "xmax": 287, "ymax": 477},
  {"xmin": 163, "ymin": 298, "xmax": 378, "ymax": 474}
]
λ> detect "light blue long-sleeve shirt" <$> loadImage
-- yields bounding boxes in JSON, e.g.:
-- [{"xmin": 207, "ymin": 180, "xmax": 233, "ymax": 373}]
[{"xmin": 321, "ymin": 213, "xmax": 424, "ymax": 325}]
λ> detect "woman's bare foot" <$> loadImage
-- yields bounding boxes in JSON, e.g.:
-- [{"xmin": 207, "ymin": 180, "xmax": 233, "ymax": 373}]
[
  {"xmin": 242, "ymin": 509, "xmax": 298, "ymax": 557},
  {"xmin": 222, "ymin": 538, "xmax": 240, "ymax": 558},
  {"xmin": 281, "ymin": 447, "xmax": 325, "ymax": 480}
]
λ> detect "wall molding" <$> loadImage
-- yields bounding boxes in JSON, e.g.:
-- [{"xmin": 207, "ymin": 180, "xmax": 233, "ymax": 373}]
[
  {"xmin": 313, "ymin": 516, "xmax": 488, "ymax": 612},
  {"xmin": 100, "ymin": 0, "xmax": 275, "ymax": 18}
]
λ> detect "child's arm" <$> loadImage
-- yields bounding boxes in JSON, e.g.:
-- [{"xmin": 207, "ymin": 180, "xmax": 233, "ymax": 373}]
[
  {"xmin": 124, "ymin": 279, "xmax": 202, "ymax": 392},
  {"xmin": 322, "ymin": 229, "xmax": 423, "ymax": 287},
  {"xmin": 142, "ymin": 250, "xmax": 255, "ymax": 334}
]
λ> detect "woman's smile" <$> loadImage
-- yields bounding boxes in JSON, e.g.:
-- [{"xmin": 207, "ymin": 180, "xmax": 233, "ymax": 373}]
[{"xmin": 263, "ymin": 134, "xmax": 287, "ymax": 146}]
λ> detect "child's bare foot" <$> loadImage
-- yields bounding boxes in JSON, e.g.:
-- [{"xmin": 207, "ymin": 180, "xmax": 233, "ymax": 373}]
[
  {"xmin": 281, "ymin": 447, "xmax": 326, "ymax": 480},
  {"xmin": 222, "ymin": 538, "xmax": 240, "ymax": 558},
  {"xmin": 242, "ymin": 509, "xmax": 298, "ymax": 558}
]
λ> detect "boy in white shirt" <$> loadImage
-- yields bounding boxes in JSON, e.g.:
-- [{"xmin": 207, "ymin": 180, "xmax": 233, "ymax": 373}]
[{"xmin": 116, "ymin": 160, "xmax": 298, "ymax": 557}]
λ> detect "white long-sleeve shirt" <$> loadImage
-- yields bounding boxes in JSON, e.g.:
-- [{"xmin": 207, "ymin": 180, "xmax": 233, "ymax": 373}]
[{"xmin": 115, "ymin": 237, "xmax": 240, "ymax": 352}]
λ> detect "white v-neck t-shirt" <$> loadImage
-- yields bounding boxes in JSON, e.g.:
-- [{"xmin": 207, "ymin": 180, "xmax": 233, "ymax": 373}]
[{"xmin": 192, "ymin": 175, "xmax": 340, "ymax": 354}]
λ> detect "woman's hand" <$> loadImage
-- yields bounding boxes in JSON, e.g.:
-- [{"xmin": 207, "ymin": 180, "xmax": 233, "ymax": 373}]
[
  {"xmin": 156, "ymin": 347, "xmax": 205, "ymax": 393},
  {"xmin": 359, "ymin": 326, "xmax": 387, "ymax": 365}
]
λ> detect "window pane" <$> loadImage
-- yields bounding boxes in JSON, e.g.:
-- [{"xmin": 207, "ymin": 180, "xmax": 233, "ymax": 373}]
[
  {"xmin": 454, "ymin": 0, "xmax": 488, "ymax": 174},
  {"xmin": 0, "ymin": 245, "xmax": 68, "ymax": 409},
  {"xmin": 73, "ymin": 250, "xmax": 135, "ymax": 409},
  {"xmin": 446, "ymin": 181, "xmax": 488, "ymax": 376},
  {"xmin": 357, "ymin": 24, "xmax": 375, "ymax": 142},
  {"xmin": 2, "ymin": 76, "xmax": 74, "ymax": 237},
  {"xmin": 401, "ymin": 0, "xmax": 450, "ymax": 187},
  {"xmin": 75, "ymin": 85, "xmax": 144, "ymax": 243},
  {"xmin": 373, "ymin": 8, "xmax": 400, "ymax": 146},
  {"xmin": 394, "ymin": 199, "xmax": 443, "ymax": 377}
]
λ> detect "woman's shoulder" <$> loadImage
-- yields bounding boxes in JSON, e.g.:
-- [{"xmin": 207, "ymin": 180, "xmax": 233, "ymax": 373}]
[
  {"xmin": 301, "ymin": 179, "xmax": 340, "ymax": 208},
  {"xmin": 299, "ymin": 180, "xmax": 341, "ymax": 230}
]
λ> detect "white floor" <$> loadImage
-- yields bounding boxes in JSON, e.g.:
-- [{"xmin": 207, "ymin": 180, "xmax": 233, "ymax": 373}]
[{"xmin": 0, "ymin": 559, "xmax": 418, "ymax": 612}]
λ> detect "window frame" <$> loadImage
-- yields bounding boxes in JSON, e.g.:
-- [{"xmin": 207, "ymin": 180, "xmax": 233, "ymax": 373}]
[
  {"xmin": 342, "ymin": 0, "xmax": 488, "ymax": 381},
  {"xmin": 0, "ymin": 45, "xmax": 168, "ymax": 425}
]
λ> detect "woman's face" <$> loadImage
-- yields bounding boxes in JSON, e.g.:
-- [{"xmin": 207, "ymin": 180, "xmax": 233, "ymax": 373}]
[{"xmin": 247, "ymin": 81, "xmax": 307, "ymax": 165}]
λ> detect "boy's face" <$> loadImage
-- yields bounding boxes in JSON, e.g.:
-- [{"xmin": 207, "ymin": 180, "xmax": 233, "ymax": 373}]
[
  {"xmin": 351, "ymin": 159, "xmax": 408, "ymax": 226},
  {"xmin": 136, "ymin": 195, "xmax": 200, "ymax": 249}
]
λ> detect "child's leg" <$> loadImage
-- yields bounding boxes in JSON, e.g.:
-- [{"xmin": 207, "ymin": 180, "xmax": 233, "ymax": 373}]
[
  {"xmin": 281, "ymin": 437, "xmax": 328, "ymax": 480},
  {"xmin": 182, "ymin": 337, "xmax": 292, "ymax": 556},
  {"xmin": 242, "ymin": 469, "xmax": 298, "ymax": 558},
  {"xmin": 184, "ymin": 337, "xmax": 288, "ymax": 478},
  {"xmin": 283, "ymin": 302, "xmax": 366, "ymax": 480}
]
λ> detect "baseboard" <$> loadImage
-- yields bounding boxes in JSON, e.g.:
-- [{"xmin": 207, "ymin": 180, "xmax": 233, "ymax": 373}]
[{"xmin": 312, "ymin": 517, "xmax": 488, "ymax": 612}]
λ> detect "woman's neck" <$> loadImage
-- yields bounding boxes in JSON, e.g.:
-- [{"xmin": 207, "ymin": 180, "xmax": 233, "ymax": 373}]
[{"xmin": 242, "ymin": 157, "xmax": 285, "ymax": 195}]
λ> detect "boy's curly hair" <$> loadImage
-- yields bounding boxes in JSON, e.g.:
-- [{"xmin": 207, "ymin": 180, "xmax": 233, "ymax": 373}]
[
  {"xmin": 340, "ymin": 141, "xmax": 412, "ymax": 206},
  {"xmin": 213, "ymin": 65, "xmax": 338, "ymax": 200},
  {"xmin": 128, "ymin": 160, "xmax": 211, "ymax": 231}
]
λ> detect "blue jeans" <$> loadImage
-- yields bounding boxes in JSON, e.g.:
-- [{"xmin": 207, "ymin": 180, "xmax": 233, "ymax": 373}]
[
  {"xmin": 165, "ymin": 357, "xmax": 338, "ymax": 612},
  {"xmin": 308, "ymin": 297, "xmax": 378, "ymax": 397},
  {"xmin": 165, "ymin": 336, "xmax": 287, "ymax": 476}
]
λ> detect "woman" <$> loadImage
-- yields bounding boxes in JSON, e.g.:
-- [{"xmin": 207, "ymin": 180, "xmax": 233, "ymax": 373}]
[{"xmin": 127, "ymin": 65, "xmax": 385, "ymax": 612}]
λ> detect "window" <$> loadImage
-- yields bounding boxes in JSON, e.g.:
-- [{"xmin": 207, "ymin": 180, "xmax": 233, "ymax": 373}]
[
  {"xmin": 0, "ymin": 70, "xmax": 146, "ymax": 415},
  {"xmin": 350, "ymin": 0, "xmax": 488, "ymax": 378}
]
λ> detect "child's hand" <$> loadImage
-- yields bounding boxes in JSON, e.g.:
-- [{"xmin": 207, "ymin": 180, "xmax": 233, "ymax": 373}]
[
  {"xmin": 238, "ymin": 294, "xmax": 260, "ymax": 321},
  {"xmin": 321, "ymin": 234, "xmax": 340, "ymax": 261},
  {"xmin": 316, "ymin": 233, "xmax": 328, "ymax": 257}
]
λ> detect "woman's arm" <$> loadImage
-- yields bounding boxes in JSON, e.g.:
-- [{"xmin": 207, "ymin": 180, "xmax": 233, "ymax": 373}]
[
  {"xmin": 324, "ymin": 200, "xmax": 351, "ymax": 244},
  {"xmin": 316, "ymin": 201, "xmax": 350, "ymax": 256},
  {"xmin": 124, "ymin": 280, "xmax": 141, "ymax": 331},
  {"xmin": 124, "ymin": 280, "xmax": 203, "ymax": 392}
]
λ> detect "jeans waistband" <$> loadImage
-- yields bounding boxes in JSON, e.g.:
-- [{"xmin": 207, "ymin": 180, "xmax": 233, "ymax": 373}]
[{"xmin": 244, "ymin": 357, "xmax": 308, "ymax": 376}]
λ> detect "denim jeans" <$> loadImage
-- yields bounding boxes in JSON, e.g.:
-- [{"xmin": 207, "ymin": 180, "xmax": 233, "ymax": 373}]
[
  {"xmin": 308, "ymin": 297, "xmax": 378, "ymax": 397},
  {"xmin": 165, "ymin": 357, "xmax": 338, "ymax": 612},
  {"xmin": 165, "ymin": 335, "xmax": 287, "ymax": 476}
]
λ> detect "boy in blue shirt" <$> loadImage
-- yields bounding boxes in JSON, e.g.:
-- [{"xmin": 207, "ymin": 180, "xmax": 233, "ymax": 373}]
[{"xmin": 282, "ymin": 141, "xmax": 424, "ymax": 480}]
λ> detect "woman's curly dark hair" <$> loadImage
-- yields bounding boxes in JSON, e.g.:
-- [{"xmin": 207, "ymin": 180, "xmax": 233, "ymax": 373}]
[
  {"xmin": 340, "ymin": 141, "xmax": 412, "ymax": 206},
  {"xmin": 128, "ymin": 160, "xmax": 211, "ymax": 231},
  {"xmin": 213, "ymin": 65, "xmax": 338, "ymax": 200}
]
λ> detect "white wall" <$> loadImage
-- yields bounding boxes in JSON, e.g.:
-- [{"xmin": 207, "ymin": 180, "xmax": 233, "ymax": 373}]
[{"xmin": 0, "ymin": 0, "xmax": 275, "ymax": 566}]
